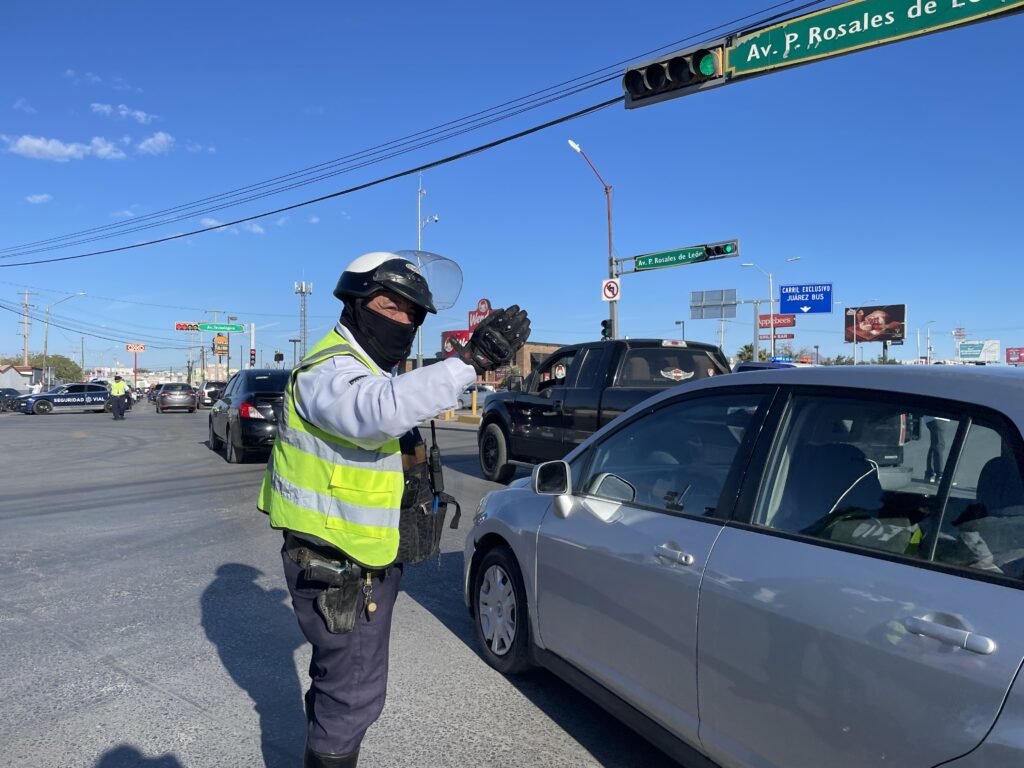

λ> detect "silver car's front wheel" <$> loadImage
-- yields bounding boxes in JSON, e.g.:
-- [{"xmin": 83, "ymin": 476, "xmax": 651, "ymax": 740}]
[
  {"xmin": 479, "ymin": 564, "xmax": 517, "ymax": 657},
  {"xmin": 473, "ymin": 546, "xmax": 532, "ymax": 674}
]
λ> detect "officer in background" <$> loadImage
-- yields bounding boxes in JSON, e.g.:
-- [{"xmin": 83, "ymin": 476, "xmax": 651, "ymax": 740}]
[
  {"xmin": 109, "ymin": 375, "xmax": 128, "ymax": 420},
  {"xmin": 259, "ymin": 251, "xmax": 530, "ymax": 768}
]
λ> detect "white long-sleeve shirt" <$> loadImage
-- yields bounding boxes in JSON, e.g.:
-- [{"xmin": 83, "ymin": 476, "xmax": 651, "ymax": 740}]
[{"xmin": 294, "ymin": 323, "xmax": 476, "ymax": 450}]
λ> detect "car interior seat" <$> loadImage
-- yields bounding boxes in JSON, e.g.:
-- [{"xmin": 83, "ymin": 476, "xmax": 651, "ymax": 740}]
[{"xmin": 623, "ymin": 356, "xmax": 651, "ymax": 385}]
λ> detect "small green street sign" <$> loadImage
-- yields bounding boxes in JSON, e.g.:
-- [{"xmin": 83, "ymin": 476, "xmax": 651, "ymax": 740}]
[
  {"xmin": 727, "ymin": 0, "xmax": 1024, "ymax": 77},
  {"xmin": 198, "ymin": 322, "xmax": 245, "ymax": 333},
  {"xmin": 635, "ymin": 247, "xmax": 708, "ymax": 271}
]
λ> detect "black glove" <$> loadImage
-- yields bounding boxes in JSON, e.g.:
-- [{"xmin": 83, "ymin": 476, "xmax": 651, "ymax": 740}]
[{"xmin": 451, "ymin": 305, "xmax": 531, "ymax": 375}]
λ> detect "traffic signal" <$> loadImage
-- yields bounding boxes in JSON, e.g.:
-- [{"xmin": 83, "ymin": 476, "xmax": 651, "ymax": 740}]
[
  {"xmin": 249, "ymin": 349, "xmax": 257, "ymax": 367},
  {"xmin": 273, "ymin": 351, "xmax": 284, "ymax": 363},
  {"xmin": 623, "ymin": 42, "xmax": 726, "ymax": 109},
  {"xmin": 704, "ymin": 240, "xmax": 740, "ymax": 260},
  {"xmin": 601, "ymin": 319, "xmax": 613, "ymax": 340}
]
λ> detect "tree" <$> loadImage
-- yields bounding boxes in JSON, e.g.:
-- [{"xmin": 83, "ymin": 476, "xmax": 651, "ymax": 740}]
[
  {"xmin": 821, "ymin": 354, "xmax": 855, "ymax": 366},
  {"xmin": 1, "ymin": 353, "xmax": 83, "ymax": 382},
  {"xmin": 735, "ymin": 344, "xmax": 770, "ymax": 363}
]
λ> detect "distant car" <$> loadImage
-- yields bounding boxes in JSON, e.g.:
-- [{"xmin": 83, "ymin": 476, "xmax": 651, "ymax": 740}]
[
  {"xmin": 208, "ymin": 369, "xmax": 289, "ymax": 463},
  {"xmin": 465, "ymin": 366, "xmax": 1024, "ymax": 768},
  {"xmin": 197, "ymin": 380, "xmax": 227, "ymax": 408},
  {"xmin": 0, "ymin": 387, "xmax": 24, "ymax": 412},
  {"xmin": 458, "ymin": 383, "xmax": 495, "ymax": 410},
  {"xmin": 21, "ymin": 383, "xmax": 111, "ymax": 415},
  {"xmin": 147, "ymin": 384, "xmax": 163, "ymax": 403},
  {"xmin": 155, "ymin": 383, "xmax": 198, "ymax": 413},
  {"xmin": 733, "ymin": 360, "xmax": 815, "ymax": 372}
]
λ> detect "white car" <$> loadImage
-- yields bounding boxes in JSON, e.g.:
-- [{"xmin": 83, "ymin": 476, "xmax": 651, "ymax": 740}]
[{"xmin": 458, "ymin": 383, "xmax": 495, "ymax": 410}]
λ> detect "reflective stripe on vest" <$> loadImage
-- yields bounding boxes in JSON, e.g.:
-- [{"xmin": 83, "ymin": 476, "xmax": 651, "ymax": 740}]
[{"xmin": 258, "ymin": 329, "xmax": 404, "ymax": 568}]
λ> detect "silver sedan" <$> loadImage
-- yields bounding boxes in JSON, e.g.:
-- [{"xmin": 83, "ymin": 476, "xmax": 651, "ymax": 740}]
[{"xmin": 464, "ymin": 366, "xmax": 1024, "ymax": 768}]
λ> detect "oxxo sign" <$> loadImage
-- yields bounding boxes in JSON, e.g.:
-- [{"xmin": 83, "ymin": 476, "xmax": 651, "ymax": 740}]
[{"xmin": 125, "ymin": 343, "xmax": 145, "ymax": 353}]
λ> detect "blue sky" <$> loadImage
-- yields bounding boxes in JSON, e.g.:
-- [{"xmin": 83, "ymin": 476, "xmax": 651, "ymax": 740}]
[{"xmin": 2, "ymin": 1, "xmax": 1023, "ymax": 369}]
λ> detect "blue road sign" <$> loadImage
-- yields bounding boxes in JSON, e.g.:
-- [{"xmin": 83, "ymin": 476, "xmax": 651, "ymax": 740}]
[{"xmin": 779, "ymin": 282, "xmax": 832, "ymax": 315}]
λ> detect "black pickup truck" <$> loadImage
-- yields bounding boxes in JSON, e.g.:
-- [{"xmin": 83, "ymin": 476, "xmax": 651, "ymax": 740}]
[{"xmin": 478, "ymin": 338, "xmax": 731, "ymax": 482}]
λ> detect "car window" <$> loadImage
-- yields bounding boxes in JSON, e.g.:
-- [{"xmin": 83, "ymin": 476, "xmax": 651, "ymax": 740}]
[
  {"xmin": 65, "ymin": 384, "xmax": 87, "ymax": 394},
  {"xmin": 616, "ymin": 347, "xmax": 727, "ymax": 387},
  {"xmin": 162, "ymin": 383, "xmax": 190, "ymax": 392},
  {"xmin": 582, "ymin": 394, "xmax": 766, "ymax": 517},
  {"xmin": 933, "ymin": 419, "xmax": 1024, "ymax": 580},
  {"xmin": 532, "ymin": 351, "xmax": 579, "ymax": 395},
  {"xmin": 575, "ymin": 347, "xmax": 608, "ymax": 390},
  {"xmin": 247, "ymin": 371, "xmax": 290, "ymax": 391},
  {"xmin": 753, "ymin": 394, "xmax": 961, "ymax": 561},
  {"xmin": 87, "ymin": 385, "xmax": 108, "ymax": 393},
  {"xmin": 222, "ymin": 375, "xmax": 240, "ymax": 397}
]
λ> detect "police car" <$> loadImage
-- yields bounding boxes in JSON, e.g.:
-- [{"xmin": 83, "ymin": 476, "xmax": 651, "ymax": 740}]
[{"xmin": 22, "ymin": 383, "xmax": 112, "ymax": 415}]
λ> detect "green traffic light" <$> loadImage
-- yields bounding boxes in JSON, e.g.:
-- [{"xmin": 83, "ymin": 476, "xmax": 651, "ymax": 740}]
[
  {"xmin": 698, "ymin": 52, "xmax": 716, "ymax": 77},
  {"xmin": 724, "ymin": 244, "xmax": 734, "ymax": 253}
]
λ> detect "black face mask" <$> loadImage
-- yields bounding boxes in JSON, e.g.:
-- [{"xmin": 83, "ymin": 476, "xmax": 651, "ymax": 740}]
[{"xmin": 341, "ymin": 299, "xmax": 419, "ymax": 371}]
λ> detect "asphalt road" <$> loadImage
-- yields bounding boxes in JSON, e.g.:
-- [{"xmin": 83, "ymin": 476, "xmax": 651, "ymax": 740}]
[{"xmin": 0, "ymin": 405, "xmax": 678, "ymax": 768}]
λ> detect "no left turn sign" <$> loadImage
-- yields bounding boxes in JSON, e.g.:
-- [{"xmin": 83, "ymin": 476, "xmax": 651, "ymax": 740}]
[{"xmin": 601, "ymin": 278, "xmax": 620, "ymax": 302}]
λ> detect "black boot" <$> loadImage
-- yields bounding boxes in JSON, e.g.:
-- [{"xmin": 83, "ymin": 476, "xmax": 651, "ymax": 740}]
[{"xmin": 303, "ymin": 745, "xmax": 359, "ymax": 768}]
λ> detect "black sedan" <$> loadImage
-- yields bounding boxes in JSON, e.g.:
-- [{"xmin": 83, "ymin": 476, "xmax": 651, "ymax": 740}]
[
  {"xmin": 155, "ymin": 383, "xmax": 198, "ymax": 413},
  {"xmin": 1, "ymin": 387, "xmax": 24, "ymax": 412},
  {"xmin": 208, "ymin": 369, "xmax": 288, "ymax": 463}
]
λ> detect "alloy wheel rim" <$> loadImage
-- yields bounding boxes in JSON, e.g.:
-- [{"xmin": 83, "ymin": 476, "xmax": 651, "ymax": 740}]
[{"xmin": 478, "ymin": 564, "xmax": 516, "ymax": 657}]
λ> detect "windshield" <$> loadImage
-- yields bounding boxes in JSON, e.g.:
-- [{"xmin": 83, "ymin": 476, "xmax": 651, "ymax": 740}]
[
  {"xmin": 617, "ymin": 348, "xmax": 727, "ymax": 387},
  {"xmin": 249, "ymin": 371, "xmax": 290, "ymax": 391}
]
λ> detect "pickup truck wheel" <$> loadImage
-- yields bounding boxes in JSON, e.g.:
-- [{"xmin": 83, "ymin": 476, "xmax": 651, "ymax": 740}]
[{"xmin": 480, "ymin": 423, "xmax": 515, "ymax": 484}]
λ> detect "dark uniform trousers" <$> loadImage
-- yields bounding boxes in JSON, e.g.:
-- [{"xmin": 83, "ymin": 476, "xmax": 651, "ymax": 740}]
[
  {"xmin": 281, "ymin": 538, "xmax": 403, "ymax": 756},
  {"xmin": 111, "ymin": 395, "xmax": 126, "ymax": 420}
]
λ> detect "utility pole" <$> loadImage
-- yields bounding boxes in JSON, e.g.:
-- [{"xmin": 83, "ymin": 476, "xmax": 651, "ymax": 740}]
[
  {"xmin": 295, "ymin": 282, "xmax": 313, "ymax": 359},
  {"xmin": 20, "ymin": 290, "xmax": 37, "ymax": 366},
  {"xmin": 289, "ymin": 338, "xmax": 301, "ymax": 367},
  {"xmin": 415, "ymin": 174, "xmax": 440, "ymax": 368},
  {"xmin": 81, "ymin": 337, "xmax": 85, "ymax": 377}
]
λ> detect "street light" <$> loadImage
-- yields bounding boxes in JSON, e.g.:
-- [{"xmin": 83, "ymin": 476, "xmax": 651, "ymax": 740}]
[
  {"xmin": 674, "ymin": 320, "xmax": 685, "ymax": 340},
  {"xmin": 568, "ymin": 139, "xmax": 617, "ymax": 340},
  {"xmin": 44, "ymin": 291, "xmax": 86, "ymax": 384},
  {"xmin": 917, "ymin": 320, "xmax": 936, "ymax": 364},
  {"xmin": 740, "ymin": 258, "xmax": 799, "ymax": 358},
  {"xmin": 415, "ymin": 173, "xmax": 440, "ymax": 368}
]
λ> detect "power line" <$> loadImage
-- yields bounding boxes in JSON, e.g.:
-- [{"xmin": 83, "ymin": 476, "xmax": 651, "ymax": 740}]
[
  {"xmin": 0, "ymin": 96, "xmax": 623, "ymax": 268},
  {"xmin": 0, "ymin": 0, "xmax": 828, "ymax": 260}
]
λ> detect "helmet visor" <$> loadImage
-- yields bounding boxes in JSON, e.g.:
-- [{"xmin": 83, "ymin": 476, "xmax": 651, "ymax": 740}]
[{"xmin": 394, "ymin": 250, "xmax": 463, "ymax": 311}]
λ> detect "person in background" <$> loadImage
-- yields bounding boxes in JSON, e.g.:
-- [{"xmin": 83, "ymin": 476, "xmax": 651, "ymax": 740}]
[{"xmin": 109, "ymin": 375, "xmax": 129, "ymax": 421}]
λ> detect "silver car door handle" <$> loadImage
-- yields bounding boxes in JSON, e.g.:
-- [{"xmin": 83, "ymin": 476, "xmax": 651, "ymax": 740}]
[
  {"xmin": 904, "ymin": 617, "xmax": 997, "ymax": 655},
  {"xmin": 654, "ymin": 544, "xmax": 695, "ymax": 566}
]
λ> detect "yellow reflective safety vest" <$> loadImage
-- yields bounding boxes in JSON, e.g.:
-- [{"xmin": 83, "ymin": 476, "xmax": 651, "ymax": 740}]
[
  {"xmin": 110, "ymin": 381, "xmax": 128, "ymax": 396},
  {"xmin": 258, "ymin": 329, "xmax": 404, "ymax": 568}
]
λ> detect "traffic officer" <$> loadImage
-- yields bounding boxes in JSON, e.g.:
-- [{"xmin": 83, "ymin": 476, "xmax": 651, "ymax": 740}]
[
  {"xmin": 109, "ymin": 375, "xmax": 129, "ymax": 420},
  {"xmin": 258, "ymin": 251, "xmax": 530, "ymax": 768}
]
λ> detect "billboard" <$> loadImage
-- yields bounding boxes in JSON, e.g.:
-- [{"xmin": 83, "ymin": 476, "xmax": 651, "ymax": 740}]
[
  {"xmin": 468, "ymin": 299, "xmax": 494, "ymax": 332},
  {"xmin": 441, "ymin": 330, "xmax": 470, "ymax": 358},
  {"xmin": 844, "ymin": 304, "xmax": 907, "ymax": 344},
  {"xmin": 1007, "ymin": 347, "xmax": 1024, "ymax": 365},
  {"xmin": 959, "ymin": 340, "xmax": 1000, "ymax": 363}
]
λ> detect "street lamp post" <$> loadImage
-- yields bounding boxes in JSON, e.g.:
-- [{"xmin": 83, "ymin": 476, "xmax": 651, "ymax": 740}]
[
  {"xmin": 415, "ymin": 174, "xmax": 440, "ymax": 368},
  {"xmin": 674, "ymin": 320, "xmax": 685, "ymax": 340},
  {"xmin": 44, "ymin": 292, "xmax": 86, "ymax": 384},
  {"xmin": 289, "ymin": 338, "xmax": 301, "ymax": 368},
  {"xmin": 568, "ymin": 139, "xmax": 617, "ymax": 339},
  {"xmin": 741, "ymin": 258, "xmax": 799, "ymax": 358}
]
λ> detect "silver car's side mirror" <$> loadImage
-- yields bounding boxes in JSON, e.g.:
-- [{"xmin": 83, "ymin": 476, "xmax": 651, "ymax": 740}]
[{"xmin": 533, "ymin": 460, "xmax": 571, "ymax": 495}]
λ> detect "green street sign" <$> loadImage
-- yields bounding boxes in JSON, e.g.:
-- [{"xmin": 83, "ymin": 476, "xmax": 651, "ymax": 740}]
[
  {"xmin": 727, "ymin": 0, "xmax": 1024, "ymax": 77},
  {"xmin": 633, "ymin": 240, "xmax": 738, "ymax": 271},
  {"xmin": 198, "ymin": 322, "xmax": 245, "ymax": 333},
  {"xmin": 635, "ymin": 247, "xmax": 708, "ymax": 271}
]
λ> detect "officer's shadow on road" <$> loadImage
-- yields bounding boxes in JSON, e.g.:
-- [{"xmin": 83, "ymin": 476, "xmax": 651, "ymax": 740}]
[
  {"xmin": 94, "ymin": 745, "xmax": 183, "ymax": 767},
  {"xmin": 200, "ymin": 563, "xmax": 307, "ymax": 768},
  {"xmin": 401, "ymin": 552, "xmax": 677, "ymax": 768}
]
